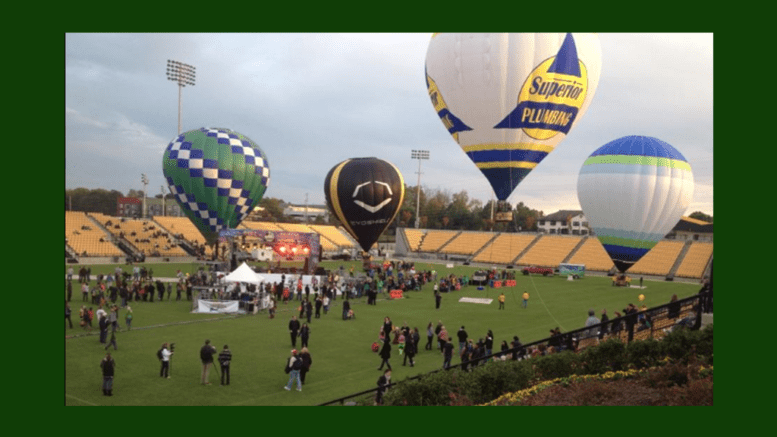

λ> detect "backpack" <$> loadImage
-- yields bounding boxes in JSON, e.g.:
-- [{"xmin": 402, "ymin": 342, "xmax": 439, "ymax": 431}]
[
  {"xmin": 157, "ymin": 348, "xmax": 164, "ymax": 360},
  {"xmin": 291, "ymin": 356, "xmax": 303, "ymax": 371}
]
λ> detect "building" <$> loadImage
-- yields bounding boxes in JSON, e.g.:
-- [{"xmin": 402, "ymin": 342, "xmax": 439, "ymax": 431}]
[
  {"xmin": 668, "ymin": 216, "xmax": 713, "ymax": 242},
  {"xmin": 283, "ymin": 204, "xmax": 329, "ymax": 222},
  {"xmin": 537, "ymin": 210, "xmax": 590, "ymax": 235}
]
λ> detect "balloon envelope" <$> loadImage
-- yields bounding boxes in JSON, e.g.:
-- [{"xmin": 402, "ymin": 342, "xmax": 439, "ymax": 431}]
[
  {"xmin": 425, "ymin": 33, "xmax": 602, "ymax": 200},
  {"xmin": 162, "ymin": 127, "xmax": 270, "ymax": 245},
  {"xmin": 577, "ymin": 136, "xmax": 694, "ymax": 272},
  {"xmin": 324, "ymin": 158, "xmax": 405, "ymax": 252}
]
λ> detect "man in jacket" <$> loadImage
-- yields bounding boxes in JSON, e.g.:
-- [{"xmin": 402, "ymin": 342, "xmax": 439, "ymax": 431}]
[
  {"xmin": 100, "ymin": 352, "xmax": 116, "ymax": 396},
  {"xmin": 289, "ymin": 316, "xmax": 301, "ymax": 347},
  {"xmin": 218, "ymin": 345, "xmax": 232, "ymax": 386},
  {"xmin": 200, "ymin": 339, "xmax": 217, "ymax": 385}
]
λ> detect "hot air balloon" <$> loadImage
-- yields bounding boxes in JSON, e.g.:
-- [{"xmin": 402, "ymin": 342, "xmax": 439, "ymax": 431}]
[
  {"xmin": 576, "ymin": 136, "xmax": 694, "ymax": 273},
  {"xmin": 324, "ymin": 158, "xmax": 405, "ymax": 253},
  {"xmin": 425, "ymin": 33, "xmax": 602, "ymax": 215},
  {"xmin": 162, "ymin": 127, "xmax": 270, "ymax": 246}
]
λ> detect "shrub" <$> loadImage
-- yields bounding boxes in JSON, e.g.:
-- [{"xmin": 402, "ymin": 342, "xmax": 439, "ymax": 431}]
[
  {"xmin": 533, "ymin": 350, "xmax": 578, "ymax": 380},
  {"xmin": 579, "ymin": 338, "xmax": 627, "ymax": 374},
  {"xmin": 626, "ymin": 338, "xmax": 663, "ymax": 368}
]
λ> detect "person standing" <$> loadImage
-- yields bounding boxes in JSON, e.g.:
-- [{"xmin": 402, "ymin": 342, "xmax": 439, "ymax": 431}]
[
  {"xmin": 124, "ymin": 306, "xmax": 133, "ymax": 331},
  {"xmin": 82, "ymin": 282, "xmax": 89, "ymax": 302},
  {"xmin": 65, "ymin": 302, "xmax": 73, "ymax": 329},
  {"xmin": 498, "ymin": 292, "xmax": 505, "ymax": 310},
  {"xmin": 200, "ymin": 339, "xmax": 217, "ymax": 385},
  {"xmin": 218, "ymin": 345, "xmax": 232, "ymax": 386},
  {"xmin": 284, "ymin": 349, "xmax": 303, "ymax": 391},
  {"xmin": 299, "ymin": 347, "xmax": 312, "ymax": 385},
  {"xmin": 522, "ymin": 291, "xmax": 529, "ymax": 308},
  {"xmin": 598, "ymin": 309, "xmax": 610, "ymax": 340},
  {"xmin": 382, "ymin": 317, "xmax": 393, "ymax": 339},
  {"xmin": 98, "ymin": 314, "xmax": 109, "ymax": 345},
  {"xmin": 435, "ymin": 290, "xmax": 442, "ymax": 309},
  {"xmin": 438, "ymin": 325, "xmax": 449, "ymax": 353},
  {"xmin": 403, "ymin": 331, "xmax": 416, "ymax": 367},
  {"xmin": 305, "ymin": 299, "xmax": 313, "ymax": 324},
  {"xmin": 426, "ymin": 322, "xmax": 434, "ymax": 351},
  {"xmin": 442, "ymin": 339, "xmax": 454, "ymax": 369},
  {"xmin": 289, "ymin": 316, "xmax": 301, "ymax": 347},
  {"xmin": 485, "ymin": 330, "xmax": 494, "ymax": 358},
  {"xmin": 160, "ymin": 343, "xmax": 172, "ymax": 378},
  {"xmin": 314, "ymin": 295, "xmax": 322, "ymax": 319},
  {"xmin": 456, "ymin": 326, "xmax": 468, "ymax": 354},
  {"xmin": 300, "ymin": 323, "xmax": 310, "ymax": 349},
  {"xmin": 375, "ymin": 369, "xmax": 391, "ymax": 405},
  {"xmin": 100, "ymin": 352, "xmax": 116, "ymax": 396},
  {"xmin": 67, "ymin": 280, "xmax": 73, "ymax": 302},
  {"xmin": 377, "ymin": 338, "xmax": 392, "ymax": 371}
]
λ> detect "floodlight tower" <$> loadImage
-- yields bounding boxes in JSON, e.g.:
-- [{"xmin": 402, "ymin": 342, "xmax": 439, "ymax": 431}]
[
  {"xmin": 166, "ymin": 60, "xmax": 196, "ymax": 134},
  {"xmin": 141, "ymin": 173, "xmax": 149, "ymax": 219},
  {"xmin": 411, "ymin": 150, "xmax": 429, "ymax": 229}
]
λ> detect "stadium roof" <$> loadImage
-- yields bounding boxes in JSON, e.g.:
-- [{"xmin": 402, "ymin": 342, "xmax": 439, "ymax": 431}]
[
  {"xmin": 540, "ymin": 210, "xmax": 585, "ymax": 221},
  {"xmin": 673, "ymin": 216, "xmax": 713, "ymax": 233}
]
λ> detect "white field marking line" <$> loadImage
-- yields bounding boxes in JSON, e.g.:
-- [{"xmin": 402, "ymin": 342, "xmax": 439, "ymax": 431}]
[
  {"xmin": 65, "ymin": 393, "xmax": 99, "ymax": 406},
  {"xmin": 527, "ymin": 273, "xmax": 565, "ymax": 332}
]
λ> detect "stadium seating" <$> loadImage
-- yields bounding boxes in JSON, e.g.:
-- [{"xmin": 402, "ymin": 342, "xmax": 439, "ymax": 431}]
[
  {"xmin": 308, "ymin": 225, "xmax": 356, "ymax": 249},
  {"xmin": 65, "ymin": 211, "xmax": 124, "ymax": 257},
  {"xmin": 439, "ymin": 231, "xmax": 494, "ymax": 255},
  {"xmin": 628, "ymin": 240, "xmax": 684, "ymax": 276},
  {"xmin": 567, "ymin": 237, "xmax": 615, "ymax": 272},
  {"xmin": 152, "ymin": 216, "xmax": 213, "ymax": 257},
  {"xmin": 417, "ymin": 230, "xmax": 459, "ymax": 252},
  {"xmin": 97, "ymin": 216, "xmax": 187, "ymax": 257},
  {"xmin": 674, "ymin": 242, "xmax": 713, "ymax": 279},
  {"xmin": 402, "ymin": 228, "xmax": 425, "ymax": 252},
  {"xmin": 517, "ymin": 235, "xmax": 581, "ymax": 268},
  {"xmin": 472, "ymin": 233, "xmax": 536, "ymax": 264}
]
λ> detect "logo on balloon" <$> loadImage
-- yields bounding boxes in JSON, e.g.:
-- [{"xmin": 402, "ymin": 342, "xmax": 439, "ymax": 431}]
[
  {"xmin": 352, "ymin": 181, "xmax": 393, "ymax": 214},
  {"xmin": 495, "ymin": 33, "xmax": 589, "ymax": 140}
]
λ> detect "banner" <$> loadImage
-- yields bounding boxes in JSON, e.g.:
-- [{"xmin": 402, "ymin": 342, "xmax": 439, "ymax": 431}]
[
  {"xmin": 197, "ymin": 300, "xmax": 241, "ymax": 314},
  {"xmin": 458, "ymin": 297, "xmax": 493, "ymax": 305},
  {"xmin": 559, "ymin": 263, "xmax": 586, "ymax": 277}
]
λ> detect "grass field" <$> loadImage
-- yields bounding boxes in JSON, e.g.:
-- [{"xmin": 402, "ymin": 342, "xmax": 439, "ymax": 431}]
[{"xmin": 64, "ymin": 260, "xmax": 700, "ymax": 406}]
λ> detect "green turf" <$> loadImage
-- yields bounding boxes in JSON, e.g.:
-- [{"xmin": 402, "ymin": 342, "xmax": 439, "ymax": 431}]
[{"xmin": 65, "ymin": 260, "xmax": 700, "ymax": 406}]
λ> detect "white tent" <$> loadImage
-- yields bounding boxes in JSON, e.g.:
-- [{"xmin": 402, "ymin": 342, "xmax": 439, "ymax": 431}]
[{"xmin": 224, "ymin": 262, "xmax": 264, "ymax": 284}]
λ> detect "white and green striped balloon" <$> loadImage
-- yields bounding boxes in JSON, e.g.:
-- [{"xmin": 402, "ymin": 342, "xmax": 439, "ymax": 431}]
[{"xmin": 576, "ymin": 136, "xmax": 694, "ymax": 272}]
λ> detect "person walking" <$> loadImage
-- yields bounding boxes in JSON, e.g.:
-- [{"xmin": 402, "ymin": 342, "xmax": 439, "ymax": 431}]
[
  {"xmin": 218, "ymin": 345, "xmax": 232, "ymax": 386},
  {"xmin": 314, "ymin": 295, "xmax": 322, "ymax": 319},
  {"xmin": 105, "ymin": 329, "xmax": 118, "ymax": 351},
  {"xmin": 284, "ymin": 349, "xmax": 303, "ymax": 391},
  {"xmin": 522, "ymin": 291, "xmax": 529, "ymax": 308},
  {"xmin": 65, "ymin": 302, "xmax": 73, "ymax": 329},
  {"xmin": 200, "ymin": 339, "xmax": 217, "ymax": 385},
  {"xmin": 377, "ymin": 338, "xmax": 392, "ymax": 371},
  {"xmin": 498, "ymin": 292, "xmax": 505, "ymax": 310},
  {"xmin": 300, "ymin": 323, "xmax": 310, "ymax": 349},
  {"xmin": 159, "ymin": 343, "xmax": 172, "ymax": 378},
  {"xmin": 299, "ymin": 347, "xmax": 312, "ymax": 385},
  {"xmin": 100, "ymin": 352, "xmax": 116, "ymax": 396},
  {"xmin": 403, "ymin": 331, "xmax": 416, "ymax": 367},
  {"xmin": 289, "ymin": 316, "xmax": 301, "ymax": 347},
  {"xmin": 375, "ymin": 369, "xmax": 391, "ymax": 405}
]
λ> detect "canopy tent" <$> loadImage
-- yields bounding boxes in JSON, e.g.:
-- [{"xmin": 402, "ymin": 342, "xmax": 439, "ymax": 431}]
[{"xmin": 223, "ymin": 262, "xmax": 264, "ymax": 284}]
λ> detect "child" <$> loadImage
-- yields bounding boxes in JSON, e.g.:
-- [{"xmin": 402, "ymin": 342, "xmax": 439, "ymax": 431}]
[
  {"xmin": 398, "ymin": 333, "xmax": 406, "ymax": 355},
  {"xmin": 125, "ymin": 306, "xmax": 133, "ymax": 330}
]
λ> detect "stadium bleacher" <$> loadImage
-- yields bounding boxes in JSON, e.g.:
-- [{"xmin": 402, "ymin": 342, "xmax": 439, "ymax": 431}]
[
  {"xmin": 417, "ymin": 230, "xmax": 459, "ymax": 252},
  {"xmin": 675, "ymin": 242, "xmax": 713, "ymax": 279},
  {"xmin": 153, "ymin": 216, "xmax": 213, "ymax": 257},
  {"xmin": 96, "ymin": 215, "xmax": 188, "ymax": 257},
  {"xmin": 402, "ymin": 228, "xmax": 426, "ymax": 252},
  {"xmin": 516, "ymin": 235, "xmax": 581, "ymax": 268},
  {"xmin": 472, "ymin": 233, "xmax": 536, "ymax": 264},
  {"xmin": 65, "ymin": 211, "xmax": 124, "ymax": 257},
  {"xmin": 440, "ymin": 231, "xmax": 494, "ymax": 256},
  {"xmin": 567, "ymin": 237, "xmax": 615, "ymax": 272},
  {"xmin": 628, "ymin": 240, "xmax": 684, "ymax": 276}
]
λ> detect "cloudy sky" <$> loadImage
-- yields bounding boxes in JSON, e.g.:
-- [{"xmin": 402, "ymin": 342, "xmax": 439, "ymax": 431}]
[{"xmin": 65, "ymin": 33, "xmax": 713, "ymax": 217}]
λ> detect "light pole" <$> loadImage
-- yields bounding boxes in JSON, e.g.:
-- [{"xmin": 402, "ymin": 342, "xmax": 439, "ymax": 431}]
[
  {"xmin": 141, "ymin": 174, "xmax": 149, "ymax": 219},
  {"xmin": 411, "ymin": 150, "xmax": 429, "ymax": 229},
  {"xmin": 166, "ymin": 59, "xmax": 196, "ymax": 135},
  {"xmin": 160, "ymin": 185, "xmax": 167, "ymax": 217}
]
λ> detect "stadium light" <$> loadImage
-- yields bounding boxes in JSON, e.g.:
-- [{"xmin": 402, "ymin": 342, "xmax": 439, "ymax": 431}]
[
  {"xmin": 141, "ymin": 174, "xmax": 149, "ymax": 219},
  {"xmin": 411, "ymin": 150, "xmax": 430, "ymax": 229},
  {"xmin": 166, "ymin": 59, "xmax": 196, "ymax": 135}
]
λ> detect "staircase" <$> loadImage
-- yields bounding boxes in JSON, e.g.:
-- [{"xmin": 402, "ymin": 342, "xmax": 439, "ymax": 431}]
[
  {"xmin": 510, "ymin": 234, "xmax": 543, "ymax": 265},
  {"xmin": 666, "ymin": 240, "xmax": 693, "ymax": 280},
  {"xmin": 468, "ymin": 232, "xmax": 502, "ymax": 262},
  {"xmin": 561, "ymin": 236, "xmax": 588, "ymax": 263},
  {"xmin": 436, "ymin": 231, "xmax": 462, "ymax": 253}
]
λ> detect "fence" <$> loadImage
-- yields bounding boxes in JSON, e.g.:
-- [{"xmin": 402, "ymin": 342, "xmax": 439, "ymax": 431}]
[{"xmin": 318, "ymin": 294, "xmax": 704, "ymax": 406}]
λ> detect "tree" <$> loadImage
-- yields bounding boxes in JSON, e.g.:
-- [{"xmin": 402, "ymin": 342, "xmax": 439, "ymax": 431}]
[
  {"xmin": 688, "ymin": 211, "xmax": 713, "ymax": 223},
  {"xmin": 256, "ymin": 197, "xmax": 285, "ymax": 221}
]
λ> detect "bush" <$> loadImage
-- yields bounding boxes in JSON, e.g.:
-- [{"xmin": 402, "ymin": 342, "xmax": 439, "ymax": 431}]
[
  {"xmin": 626, "ymin": 338, "xmax": 664, "ymax": 369},
  {"xmin": 660, "ymin": 325, "xmax": 713, "ymax": 365},
  {"xmin": 579, "ymin": 338, "xmax": 627, "ymax": 374},
  {"xmin": 533, "ymin": 350, "xmax": 579, "ymax": 380}
]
